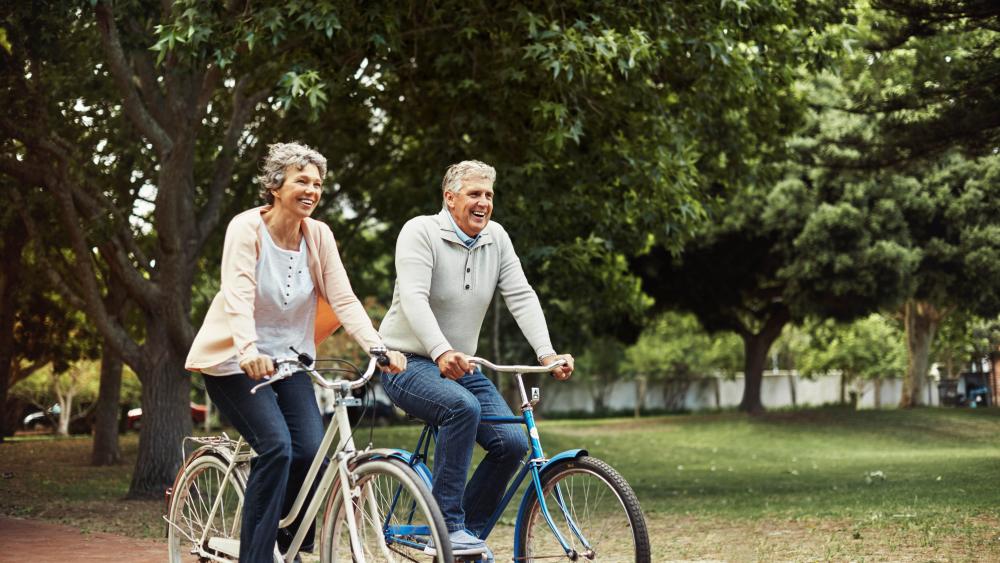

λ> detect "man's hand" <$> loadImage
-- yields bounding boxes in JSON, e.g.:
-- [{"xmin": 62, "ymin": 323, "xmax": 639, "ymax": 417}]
[
  {"xmin": 542, "ymin": 353, "xmax": 574, "ymax": 381},
  {"xmin": 436, "ymin": 350, "xmax": 472, "ymax": 380},
  {"xmin": 240, "ymin": 354, "xmax": 275, "ymax": 381},
  {"xmin": 383, "ymin": 350, "xmax": 407, "ymax": 374}
]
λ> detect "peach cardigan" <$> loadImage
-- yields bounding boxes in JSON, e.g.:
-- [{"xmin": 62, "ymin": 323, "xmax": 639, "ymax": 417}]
[{"xmin": 185, "ymin": 206, "xmax": 382, "ymax": 372}]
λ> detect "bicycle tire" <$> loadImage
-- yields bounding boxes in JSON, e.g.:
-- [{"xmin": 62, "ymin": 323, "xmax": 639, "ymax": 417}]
[
  {"xmin": 166, "ymin": 452, "xmax": 258, "ymax": 562},
  {"xmin": 319, "ymin": 457, "xmax": 452, "ymax": 562},
  {"xmin": 516, "ymin": 455, "xmax": 651, "ymax": 562}
]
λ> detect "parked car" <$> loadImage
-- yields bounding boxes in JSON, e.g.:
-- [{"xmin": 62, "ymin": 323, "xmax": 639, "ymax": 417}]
[
  {"xmin": 321, "ymin": 383, "xmax": 401, "ymax": 428},
  {"xmin": 22, "ymin": 408, "xmax": 55, "ymax": 431},
  {"xmin": 20, "ymin": 404, "xmax": 96, "ymax": 434},
  {"xmin": 127, "ymin": 403, "xmax": 208, "ymax": 430}
]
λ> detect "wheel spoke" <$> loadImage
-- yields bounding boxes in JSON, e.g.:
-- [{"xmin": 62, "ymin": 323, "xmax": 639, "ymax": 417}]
[
  {"xmin": 167, "ymin": 455, "xmax": 246, "ymax": 562},
  {"xmin": 321, "ymin": 459, "xmax": 449, "ymax": 563},
  {"xmin": 518, "ymin": 457, "xmax": 650, "ymax": 562}
]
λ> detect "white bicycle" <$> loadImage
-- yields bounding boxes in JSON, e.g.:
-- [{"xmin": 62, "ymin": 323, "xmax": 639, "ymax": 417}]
[{"xmin": 164, "ymin": 347, "xmax": 452, "ymax": 562}]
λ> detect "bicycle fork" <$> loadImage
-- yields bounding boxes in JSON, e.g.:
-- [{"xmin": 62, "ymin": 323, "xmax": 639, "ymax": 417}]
[{"xmin": 520, "ymin": 382, "xmax": 595, "ymax": 560}]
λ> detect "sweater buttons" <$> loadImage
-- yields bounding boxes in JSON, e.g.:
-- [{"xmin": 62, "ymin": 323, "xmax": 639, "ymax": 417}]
[
  {"xmin": 465, "ymin": 284, "xmax": 470, "ymax": 289},
  {"xmin": 466, "ymin": 268, "xmax": 471, "ymax": 272}
]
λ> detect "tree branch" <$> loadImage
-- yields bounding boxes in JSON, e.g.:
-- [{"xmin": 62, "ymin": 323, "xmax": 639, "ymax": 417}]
[
  {"xmin": 95, "ymin": 0, "xmax": 173, "ymax": 155},
  {"xmin": 196, "ymin": 82, "xmax": 271, "ymax": 250},
  {"xmin": 48, "ymin": 176, "xmax": 146, "ymax": 370}
]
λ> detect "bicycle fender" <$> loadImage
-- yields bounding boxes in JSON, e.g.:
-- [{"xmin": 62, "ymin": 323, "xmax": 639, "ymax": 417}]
[
  {"xmin": 511, "ymin": 448, "xmax": 588, "ymax": 555},
  {"xmin": 354, "ymin": 448, "xmax": 434, "ymax": 488}
]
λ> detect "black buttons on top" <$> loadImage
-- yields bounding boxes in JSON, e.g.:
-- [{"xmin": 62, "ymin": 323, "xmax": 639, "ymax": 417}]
[
  {"xmin": 465, "ymin": 284, "xmax": 470, "ymax": 289},
  {"xmin": 466, "ymin": 268, "xmax": 471, "ymax": 272}
]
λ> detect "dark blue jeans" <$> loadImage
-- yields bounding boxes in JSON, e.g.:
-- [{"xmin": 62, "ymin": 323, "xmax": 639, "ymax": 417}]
[
  {"xmin": 381, "ymin": 356, "xmax": 529, "ymax": 534},
  {"xmin": 203, "ymin": 372, "xmax": 325, "ymax": 563}
]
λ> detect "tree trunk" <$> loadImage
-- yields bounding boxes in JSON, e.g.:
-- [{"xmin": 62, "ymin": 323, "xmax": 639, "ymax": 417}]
[
  {"xmin": 592, "ymin": 381, "xmax": 606, "ymax": 415},
  {"xmin": 874, "ymin": 377, "xmax": 882, "ymax": 409},
  {"xmin": 901, "ymin": 300, "xmax": 942, "ymax": 408},
  {"xmin": 92, "ymin": 343, "xmax": 124, "ymax": 465},
  {"xmin": 0, "ymin": 224, "xmax": 26, "ymax": 441},
  {"xmin": 57, "ymin": 391, "xmax": 73, "ymax": 437},
  {"xmin": 738, "ymin": 308, "xmax": 789, "ymax": 414},
  {"xmin": 991, "ymin": 352, "xmax": 1000, "ymax": 407},
  {"xmin": 634, "ymin": 375, "xmax": 647, "ymax": 418},
  {"xmin": 787, "ymin": 372, "xmax": 797, "ymax": 408},
  {"xmin": 126, "ymin": 323, "xmax": 192, "ymax": 499}
]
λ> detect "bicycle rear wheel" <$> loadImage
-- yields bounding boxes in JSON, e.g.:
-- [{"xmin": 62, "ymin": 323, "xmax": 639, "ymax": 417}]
[
  {"xmin": 320, "ymin": 457, "xmax": 452, "ymax": 562},
  {"xmin": 166, "ymin": 452, "xmax": 250, "ymax": 562},
  {"xmin": 516, "ymin": 455, "xmax": 651, "ymax": 562}
]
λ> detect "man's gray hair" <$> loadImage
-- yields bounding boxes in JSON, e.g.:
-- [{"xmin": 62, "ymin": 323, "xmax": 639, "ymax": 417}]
[
  {"xmin": 441, "ymin": 160, "xmax": 496, "ymax": 205},
  {"xmin": 256, "ymin": 142, "xmax": 328, "ymax": 204}
]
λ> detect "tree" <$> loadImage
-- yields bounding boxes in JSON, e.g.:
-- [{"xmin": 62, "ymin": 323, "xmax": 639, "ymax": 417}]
[
  {"xmin": 2, "ymin": 1, "xmax": 855, "ymax": 493},
  {"xmin": 808, "ymin": 4, "xmax": 1000, "ymax": 406},
  {"xmin": 0, "ymin": 203, "xmax": 97, "ymax": 439},
  {"xmin": 11, "ymin": 360, "xmax": 101, "ymax": 436},
  {"xmin": 574, "ymin": 336, "xmax": 626, "ymax": 416},
  {"xmin": 623, "ymin": 312, "xmax": 741, "ymax": 415},
  {"xmin": 1, "ymin": 1, "xmax": 284, "ymax": 495},
  {"xmin": 793, "ymin": 314, "xmax": 906, "ymax": 408},
  {"xmin": 632, "ymin": 173, "xmax": 917, "ymax": 413},
  {"xmin": 854, "ymin": 1, "xmax": 1000, "ymax": 162}
]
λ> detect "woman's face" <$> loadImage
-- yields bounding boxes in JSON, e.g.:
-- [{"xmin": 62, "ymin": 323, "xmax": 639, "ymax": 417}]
[
  {"xmin": 445, "ymin": 177, "xmax": 494, "ymax": 237},
  {"xmin": 272, "ymin": 163, "xmax": 322, "ymax": 218}
]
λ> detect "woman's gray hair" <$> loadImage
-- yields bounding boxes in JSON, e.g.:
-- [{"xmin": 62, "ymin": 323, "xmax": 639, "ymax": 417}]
[
  {"xmin": 256, "ymin": 142, "xmax": 328, "ymax": 204},
  {"xmin": 441, "ymin": 160, "xmax": 496, "ymax": 205}
]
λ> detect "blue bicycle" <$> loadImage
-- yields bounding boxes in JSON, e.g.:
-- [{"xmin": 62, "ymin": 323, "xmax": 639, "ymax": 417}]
[{"xmin": 390, "ymin": 357, "xmax": 651, "ymax": 562}]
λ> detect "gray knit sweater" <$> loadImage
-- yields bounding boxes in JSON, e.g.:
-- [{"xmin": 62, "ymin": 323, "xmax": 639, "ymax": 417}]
[{"xmin": 379, "ymin": 209, "xmax": 556, "ymax": 361}]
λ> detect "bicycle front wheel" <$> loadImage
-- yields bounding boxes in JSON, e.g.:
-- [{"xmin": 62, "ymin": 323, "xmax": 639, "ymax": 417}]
[
  {"xmin": 166, "ymin": 452, "xmax": 248, "ymax": 562},
  {"xmin": 320, "ymin": 457, "xmax": 451, "ymax": 562},
  {"xmin": 516, "ymin": 455, "xmax": 651, "ymax": 562}
]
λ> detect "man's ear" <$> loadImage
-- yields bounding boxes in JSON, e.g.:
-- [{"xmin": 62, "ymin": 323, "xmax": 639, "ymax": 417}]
[{"xmin": 444, "ymin": 191, "xmax": 455, "ymax": 209}]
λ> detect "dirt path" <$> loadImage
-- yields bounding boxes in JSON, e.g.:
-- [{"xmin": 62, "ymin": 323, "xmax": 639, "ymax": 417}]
[{"xmin": 0, "ymin": 516, "xmax": 165, "ymax": 562}]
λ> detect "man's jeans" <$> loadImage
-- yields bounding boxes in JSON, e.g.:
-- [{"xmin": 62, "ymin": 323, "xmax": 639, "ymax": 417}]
[
  {"xmin": 203, "ymin": 372, "xmax": 325, "ymax": 563},
  {"xmin": 381, "ymin": 356, "xmax": 529, "ymax": 533}
]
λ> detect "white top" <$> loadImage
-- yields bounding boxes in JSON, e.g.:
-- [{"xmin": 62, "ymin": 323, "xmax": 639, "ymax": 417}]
[{"xmin": 203, "ymin": 223, "xmax": 317, "ymax": 375}]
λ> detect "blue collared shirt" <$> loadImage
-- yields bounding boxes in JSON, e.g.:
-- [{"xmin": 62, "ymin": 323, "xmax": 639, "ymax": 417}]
[{"xmin": 446, "ymin": 211, "xmax": 480, "ymax": 248}]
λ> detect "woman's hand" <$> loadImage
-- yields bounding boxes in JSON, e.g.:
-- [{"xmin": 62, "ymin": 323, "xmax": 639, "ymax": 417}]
[
  {"xmin": 542, "ymin": 353, "xmax": 574, "ymax": 381},
  {"xmin": 239, "ymin": 354, "xmax": 275, "ymax": 381},
  {"xmin": 384, "ymin": 350, "xmax": 407, "ymax": 374}
]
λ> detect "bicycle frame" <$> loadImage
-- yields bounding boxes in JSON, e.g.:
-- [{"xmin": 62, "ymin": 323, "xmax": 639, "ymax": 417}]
[
  {"xmin": 404, "ymin": 359, "xmax": 593, "ymax": 560},
  {"xmin": 167, "ymin": 354, "xmax": 394, "ymax": 563}
]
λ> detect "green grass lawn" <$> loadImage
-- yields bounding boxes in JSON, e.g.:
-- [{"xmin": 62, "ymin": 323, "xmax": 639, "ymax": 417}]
[{"xmin": 3, "ymin": 407, "xmax": 999, "ymax": 561}]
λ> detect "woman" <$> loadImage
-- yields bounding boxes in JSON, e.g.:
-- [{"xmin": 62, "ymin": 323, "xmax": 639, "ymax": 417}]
[{"xmin": 185, "ymin": 142, "xmax": 406, "ymax": 562}]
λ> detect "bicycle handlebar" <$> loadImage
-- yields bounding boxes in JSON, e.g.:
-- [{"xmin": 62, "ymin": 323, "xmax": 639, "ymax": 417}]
[
  {"xmin": 468, "ymin": 357, "xmax": 567, "ymax": 374},
  {"xmin": 250, "ymin": 347, "xmax": 389, "ymax": 395}
]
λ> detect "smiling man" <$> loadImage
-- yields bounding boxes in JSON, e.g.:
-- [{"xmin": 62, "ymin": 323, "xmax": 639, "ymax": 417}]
[{"xmin": 379, "ymin": 160, "xmax": 574, "ymax": 558}]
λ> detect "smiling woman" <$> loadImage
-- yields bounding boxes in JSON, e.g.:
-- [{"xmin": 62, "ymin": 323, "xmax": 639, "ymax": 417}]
[{"xmin": 183, "ymin": 141, "xmax": 409, "ymax": 562}]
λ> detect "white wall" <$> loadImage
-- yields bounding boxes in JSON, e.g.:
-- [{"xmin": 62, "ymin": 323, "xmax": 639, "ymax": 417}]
[{"xmin": 541, "ymin": 371, "xmax": 940, "ymax": 414}]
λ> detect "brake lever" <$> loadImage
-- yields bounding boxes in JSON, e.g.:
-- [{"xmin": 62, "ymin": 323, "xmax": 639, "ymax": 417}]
[{"xmin": 250, "ymin": 363, "xmax": 294, "ymax": 394}]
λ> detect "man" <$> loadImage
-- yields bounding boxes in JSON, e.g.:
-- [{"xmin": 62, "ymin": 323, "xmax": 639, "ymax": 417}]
[{"xmin": 379, "ymin": 160, "xmax": 574, "ymax": 557}]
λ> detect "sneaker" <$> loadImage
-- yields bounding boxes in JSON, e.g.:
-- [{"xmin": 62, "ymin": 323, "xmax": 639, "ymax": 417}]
[{"xmin": 424, "ymin": 529, "xmax": 489, "ymax": 556}]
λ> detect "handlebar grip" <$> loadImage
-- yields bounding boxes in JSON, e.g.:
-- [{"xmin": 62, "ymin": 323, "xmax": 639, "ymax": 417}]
[{"xmin": 370, "ymin": 346, "xmax": 389, "ymax": 367}]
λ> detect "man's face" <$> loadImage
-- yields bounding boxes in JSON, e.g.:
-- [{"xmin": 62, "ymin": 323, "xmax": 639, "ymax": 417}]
[{"xmin": 445, "ymin": 178, "xmax": 494, "ymax": 237}]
